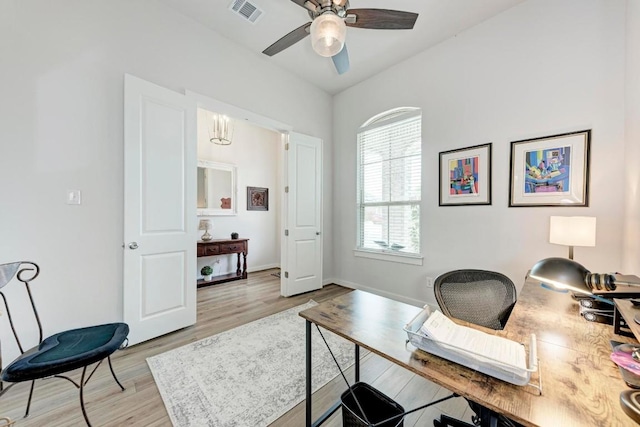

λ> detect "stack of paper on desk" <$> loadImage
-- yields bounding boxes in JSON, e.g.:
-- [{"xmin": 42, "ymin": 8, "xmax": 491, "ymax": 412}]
[
  {"xmin": 419, "ymin": 310, "xmax": 526, "ymax": 377},
  {"xmin": 404, "ymin": 307, "xmax": 538, "ymax": 386}
]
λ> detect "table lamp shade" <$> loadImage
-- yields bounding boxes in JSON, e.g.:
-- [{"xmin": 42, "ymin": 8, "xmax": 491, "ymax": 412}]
[
  {"xmin": 549, "ymin": 216, "xmax": 596, "ymax": 260},
  {"xmin": 198, "ymin": 219, "xmax": 212, "ymax": 231},
  {"xmin": 198, "ymin": 219, "xmax": 212, "ymax": 241},
  {"xmin": 549, "ymin": 216, "xmax": 596, "ymax": 247}
]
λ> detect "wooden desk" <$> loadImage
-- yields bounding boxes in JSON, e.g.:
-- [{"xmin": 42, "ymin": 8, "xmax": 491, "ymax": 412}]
[
  {"xmin": 300, "ymin": 281, "xmax": 639, "ymax": 427},
  {"xmin": 197, "ymin": 238, "xmax": 248, "ymax": 287}
]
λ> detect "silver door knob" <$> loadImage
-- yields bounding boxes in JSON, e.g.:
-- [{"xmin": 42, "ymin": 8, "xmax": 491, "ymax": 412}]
[{"xmin": 128, "ymin": 242, "xmax": 139, "ymax": 250}]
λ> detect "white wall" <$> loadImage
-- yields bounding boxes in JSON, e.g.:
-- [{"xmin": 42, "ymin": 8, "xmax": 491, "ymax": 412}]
[
  {"xmin": 0, "ymin": 0, "xmax": 332, "ymax": 362},
  {"xmin": 623, "ymin": 0, "xmax": 640, "ymax": 274},
  {"xmin": 196, "ymin": 109, "xmax": 281, "ymax": 276},
  {"xmin": 332, "ymin": 0, "xmax": 627, "ymax": 306}
]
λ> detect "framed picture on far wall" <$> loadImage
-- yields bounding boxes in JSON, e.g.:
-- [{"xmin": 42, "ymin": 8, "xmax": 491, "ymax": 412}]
[
  {"xmin": 439, "ymin": 143, "xmax": 492, "ymax": 206},
  {"xmin": 509, "ymin": 129, "xmax": 591, "ymax": 207},
  {"xmin": 247, "ymin": 186, "xmax": 268, "ymax": 211}
]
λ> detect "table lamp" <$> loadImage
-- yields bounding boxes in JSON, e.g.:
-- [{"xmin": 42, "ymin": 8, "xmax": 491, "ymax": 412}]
[
  {"xmin": 198, "ymin": 219, "xmax": 213, "ymax": 241},
  {"xmin": 549, "ymin": 216, "xmax": 596, "ymax": 260}
]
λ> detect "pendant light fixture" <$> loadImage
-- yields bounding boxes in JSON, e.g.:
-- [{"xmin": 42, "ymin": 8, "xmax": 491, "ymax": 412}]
[{"xmin": 209, "ymin": 113, "xmax": 234, "ymax": 146}]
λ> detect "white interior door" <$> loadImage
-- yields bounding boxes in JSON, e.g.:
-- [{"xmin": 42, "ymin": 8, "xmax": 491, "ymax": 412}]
[
  {"xmin": 281, "ymin": 132, "xmax": 323, "ymax": 296},
  {"xmin": 123, "ymin": 74, "xmax": 197, "ymax": 345}
]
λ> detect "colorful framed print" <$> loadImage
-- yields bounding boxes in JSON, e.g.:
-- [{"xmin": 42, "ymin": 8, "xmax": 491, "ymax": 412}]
[
  {"xmin": 247, "ymin": 186, "xmax": 268, "ymax": 211},
  {"xmin": 439, "ymin": 143, "xmax": 492, "ymax": 206},
  {"xmin": 509, "ymin": 130, "xmax": 591, "ymax": 207}
]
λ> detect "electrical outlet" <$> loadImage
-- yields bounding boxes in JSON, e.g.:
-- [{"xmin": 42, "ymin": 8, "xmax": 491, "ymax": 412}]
[
  {"xmin": 426, "ymin": 276, "xmax": 434, "ymax": 288},
  {"xmin": 66, "ymin": 189, "xmax": 82, "ymax": 205}
]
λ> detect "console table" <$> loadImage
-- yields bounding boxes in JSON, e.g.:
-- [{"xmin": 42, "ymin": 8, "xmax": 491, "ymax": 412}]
[{"xmin": 197, "ymin": 238, "xmax": 248, "ymax": 287}]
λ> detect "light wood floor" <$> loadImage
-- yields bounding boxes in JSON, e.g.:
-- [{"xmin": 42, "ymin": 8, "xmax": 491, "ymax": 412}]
[{"xmin": 1, "ymin": 269, "xmax": 471, "ymax": 426}]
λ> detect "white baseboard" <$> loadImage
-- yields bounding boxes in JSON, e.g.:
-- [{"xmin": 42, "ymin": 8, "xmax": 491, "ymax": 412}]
[
  {"xmin": 248, "ymin": 263, "xmax": 280, "ymax": 273},
  {"xmin": 325, "ymin": 278, "xmax": 434, "ymax": 310}
]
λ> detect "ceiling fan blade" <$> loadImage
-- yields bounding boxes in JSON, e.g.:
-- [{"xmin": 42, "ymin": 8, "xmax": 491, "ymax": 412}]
[
  {"xmin": 332, "ymin": 44, "xmax": 350, "ymax": 75},
  {"xmin": 262, "ymin": 22, "xmax": 312, "ymax": 56},
  {"xmin": 345, "ymin": 9, "xmax": 418, "ymax": 30}
]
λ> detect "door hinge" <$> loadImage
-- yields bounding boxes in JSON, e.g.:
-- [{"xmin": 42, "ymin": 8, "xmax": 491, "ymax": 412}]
[
  {"xmin": 285, "ymin": 143, "xmax": 289, "ymax": 150},
  {"xmin": 284, "ymin": 271, "xmax": 289, "ymax": 278},
  {"xmin": 285, "ymin": 186, "xmax": 289, "ymax": 193},
  {"xmin": 284, "ymin": 229, "xmax": 289, "ymax": 236}
]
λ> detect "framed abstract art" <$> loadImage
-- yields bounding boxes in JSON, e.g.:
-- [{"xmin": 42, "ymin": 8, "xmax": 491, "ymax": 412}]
[
  {"xmin": 509, "ymin": 130, "xmax": 591, "ymax": 207},
  {"xmin": 439, "ymin": 143, "xmax": 492, "ymax": 206}
]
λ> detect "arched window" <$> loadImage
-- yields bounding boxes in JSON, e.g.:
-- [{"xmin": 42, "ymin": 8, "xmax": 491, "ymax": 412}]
[{"xmin": 356, "ymin": 108, "xmax": 422, "ymax": 258}]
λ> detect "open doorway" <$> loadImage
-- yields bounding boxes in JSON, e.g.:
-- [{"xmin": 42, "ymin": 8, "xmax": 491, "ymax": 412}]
[
  {"xmin": 187, "ymin": 90, "xmax": 323, "ymax": 298},
  {"xmin": 195, "ymin": 107, "xmax": 284, "ymax": 285}
]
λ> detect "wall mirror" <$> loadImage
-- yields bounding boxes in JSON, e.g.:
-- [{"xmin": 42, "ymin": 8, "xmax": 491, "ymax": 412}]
[{"xmin": 197, "ymin": 160, "xmax": 237, "ymax": 216}]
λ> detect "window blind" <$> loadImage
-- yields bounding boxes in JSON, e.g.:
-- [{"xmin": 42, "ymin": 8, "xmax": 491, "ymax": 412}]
[{"xmin": 357, "ymin": 111, "xmax": 421, "ymax": 254}]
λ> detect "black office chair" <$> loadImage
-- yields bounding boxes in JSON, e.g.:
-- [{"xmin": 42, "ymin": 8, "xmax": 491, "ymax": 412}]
[
  {"xmin": 434, "ymin": 269, "xmax": 516, "ymax": 330},
  {"xmin": 0, "ymin": 261, "xmax": 129, "ymax": 426},
  {"xmin": 432, "ymin": 269, "xmax": 519, "ymax": 427}
]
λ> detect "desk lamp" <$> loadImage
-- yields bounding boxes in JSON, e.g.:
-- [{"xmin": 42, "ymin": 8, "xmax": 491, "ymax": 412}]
[
  {"xmin": 530, "ymin": 257, "xmax": 617, "ymax": 307},
  {"xmin": 530, "ymin": 257, "xmax": 640, "ymax": 424},
  {"xmin": 530, "ymin": 258, "xmax": 640, "ymax": 296},
  {"xmin": 549, "ymin": 216, "xmax": 596, "ymax": 260}
]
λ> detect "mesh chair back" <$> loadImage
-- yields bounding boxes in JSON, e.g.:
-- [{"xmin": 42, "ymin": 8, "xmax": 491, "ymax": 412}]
[{"xmin": 434, "ymin": 269, "xmax": 516, "ymax": 330}]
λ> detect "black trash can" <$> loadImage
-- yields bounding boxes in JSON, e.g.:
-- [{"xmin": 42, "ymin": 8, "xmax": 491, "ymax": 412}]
[{"xmin": 341, "ymin": 382, "xmax": 405, "ymax": 427}]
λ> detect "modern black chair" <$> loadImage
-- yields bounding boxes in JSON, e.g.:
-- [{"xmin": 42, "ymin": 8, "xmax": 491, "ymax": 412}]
[
  {"xmin": 432, "ymin": 269, "xmax": 519, "ymax": 427},
  {"xmin": 434, "ymin": 269, "xmax": 517, "ymax": 330},
  {"xmin": 0, "ymin": 261, "xmax": 129, "ymax": 426}
]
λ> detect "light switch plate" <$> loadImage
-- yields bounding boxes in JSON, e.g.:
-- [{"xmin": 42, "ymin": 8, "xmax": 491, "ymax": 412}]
[{"xmin": 67, "ymin": 190, "xmax": 82, "ymax": 205}]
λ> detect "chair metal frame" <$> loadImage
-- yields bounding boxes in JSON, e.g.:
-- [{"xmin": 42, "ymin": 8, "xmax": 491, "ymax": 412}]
[{"xmin": 0, "ymin": 261, "xmax": 127, "ymax": 426}]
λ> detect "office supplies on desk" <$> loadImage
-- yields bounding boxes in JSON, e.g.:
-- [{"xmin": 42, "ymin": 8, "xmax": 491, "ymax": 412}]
[
  {"xmin": 404, "ymin": 307, "xmax": 539, "ymax": 388},
  {"xmin": 611, "ymin": 350, "xmax": 640, "ymax": 376},
  {"xmin": 610, "ymin": 341, "xmax": 640, "ymax": 389},
  {"xmin": 620, "ymin": 390, "xmax": 640, "ymax": 424},
  {"xmin": 579, "ymin": 304, "xmax": 614, "ymax": 324}
]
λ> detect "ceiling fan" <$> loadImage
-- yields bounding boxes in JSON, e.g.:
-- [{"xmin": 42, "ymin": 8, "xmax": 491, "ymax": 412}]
[{"xmin": 262, "ymin": 0, "xmax": 418, "ymax": 75}]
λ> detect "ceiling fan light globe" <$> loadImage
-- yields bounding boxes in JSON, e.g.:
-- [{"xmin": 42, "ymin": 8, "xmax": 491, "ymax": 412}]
[{"xmin": 310, "ymin": 13, "xmax": 346, "ymax": 57}]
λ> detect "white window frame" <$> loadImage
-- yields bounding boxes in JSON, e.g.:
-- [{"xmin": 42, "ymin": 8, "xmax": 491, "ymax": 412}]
[{"xmin": 354, "ymin": 108, "xmax": 423, "ymax": 265}]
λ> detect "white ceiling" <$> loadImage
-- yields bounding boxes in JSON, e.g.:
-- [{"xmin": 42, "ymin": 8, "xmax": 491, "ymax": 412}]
[{"xmin": 159, "ymin": 0, "xmax": 525, "ymax": 95}]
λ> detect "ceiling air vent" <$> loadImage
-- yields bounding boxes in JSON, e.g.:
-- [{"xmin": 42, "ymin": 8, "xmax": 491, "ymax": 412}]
[{"xmin": 229, "ymin": 0, "xmax": 264, "ymax": 24}]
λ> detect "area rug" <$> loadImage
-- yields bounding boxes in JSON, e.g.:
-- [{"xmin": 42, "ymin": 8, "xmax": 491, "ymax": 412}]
[{"xmin": 147, "ymin": 301, "xmax": 354, "ymax": 427}]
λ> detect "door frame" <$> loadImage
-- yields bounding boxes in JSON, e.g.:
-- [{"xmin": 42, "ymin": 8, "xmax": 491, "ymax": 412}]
[{"xmin": 184, "ymin": 90, "xmax": 297, "ymax": 296}]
